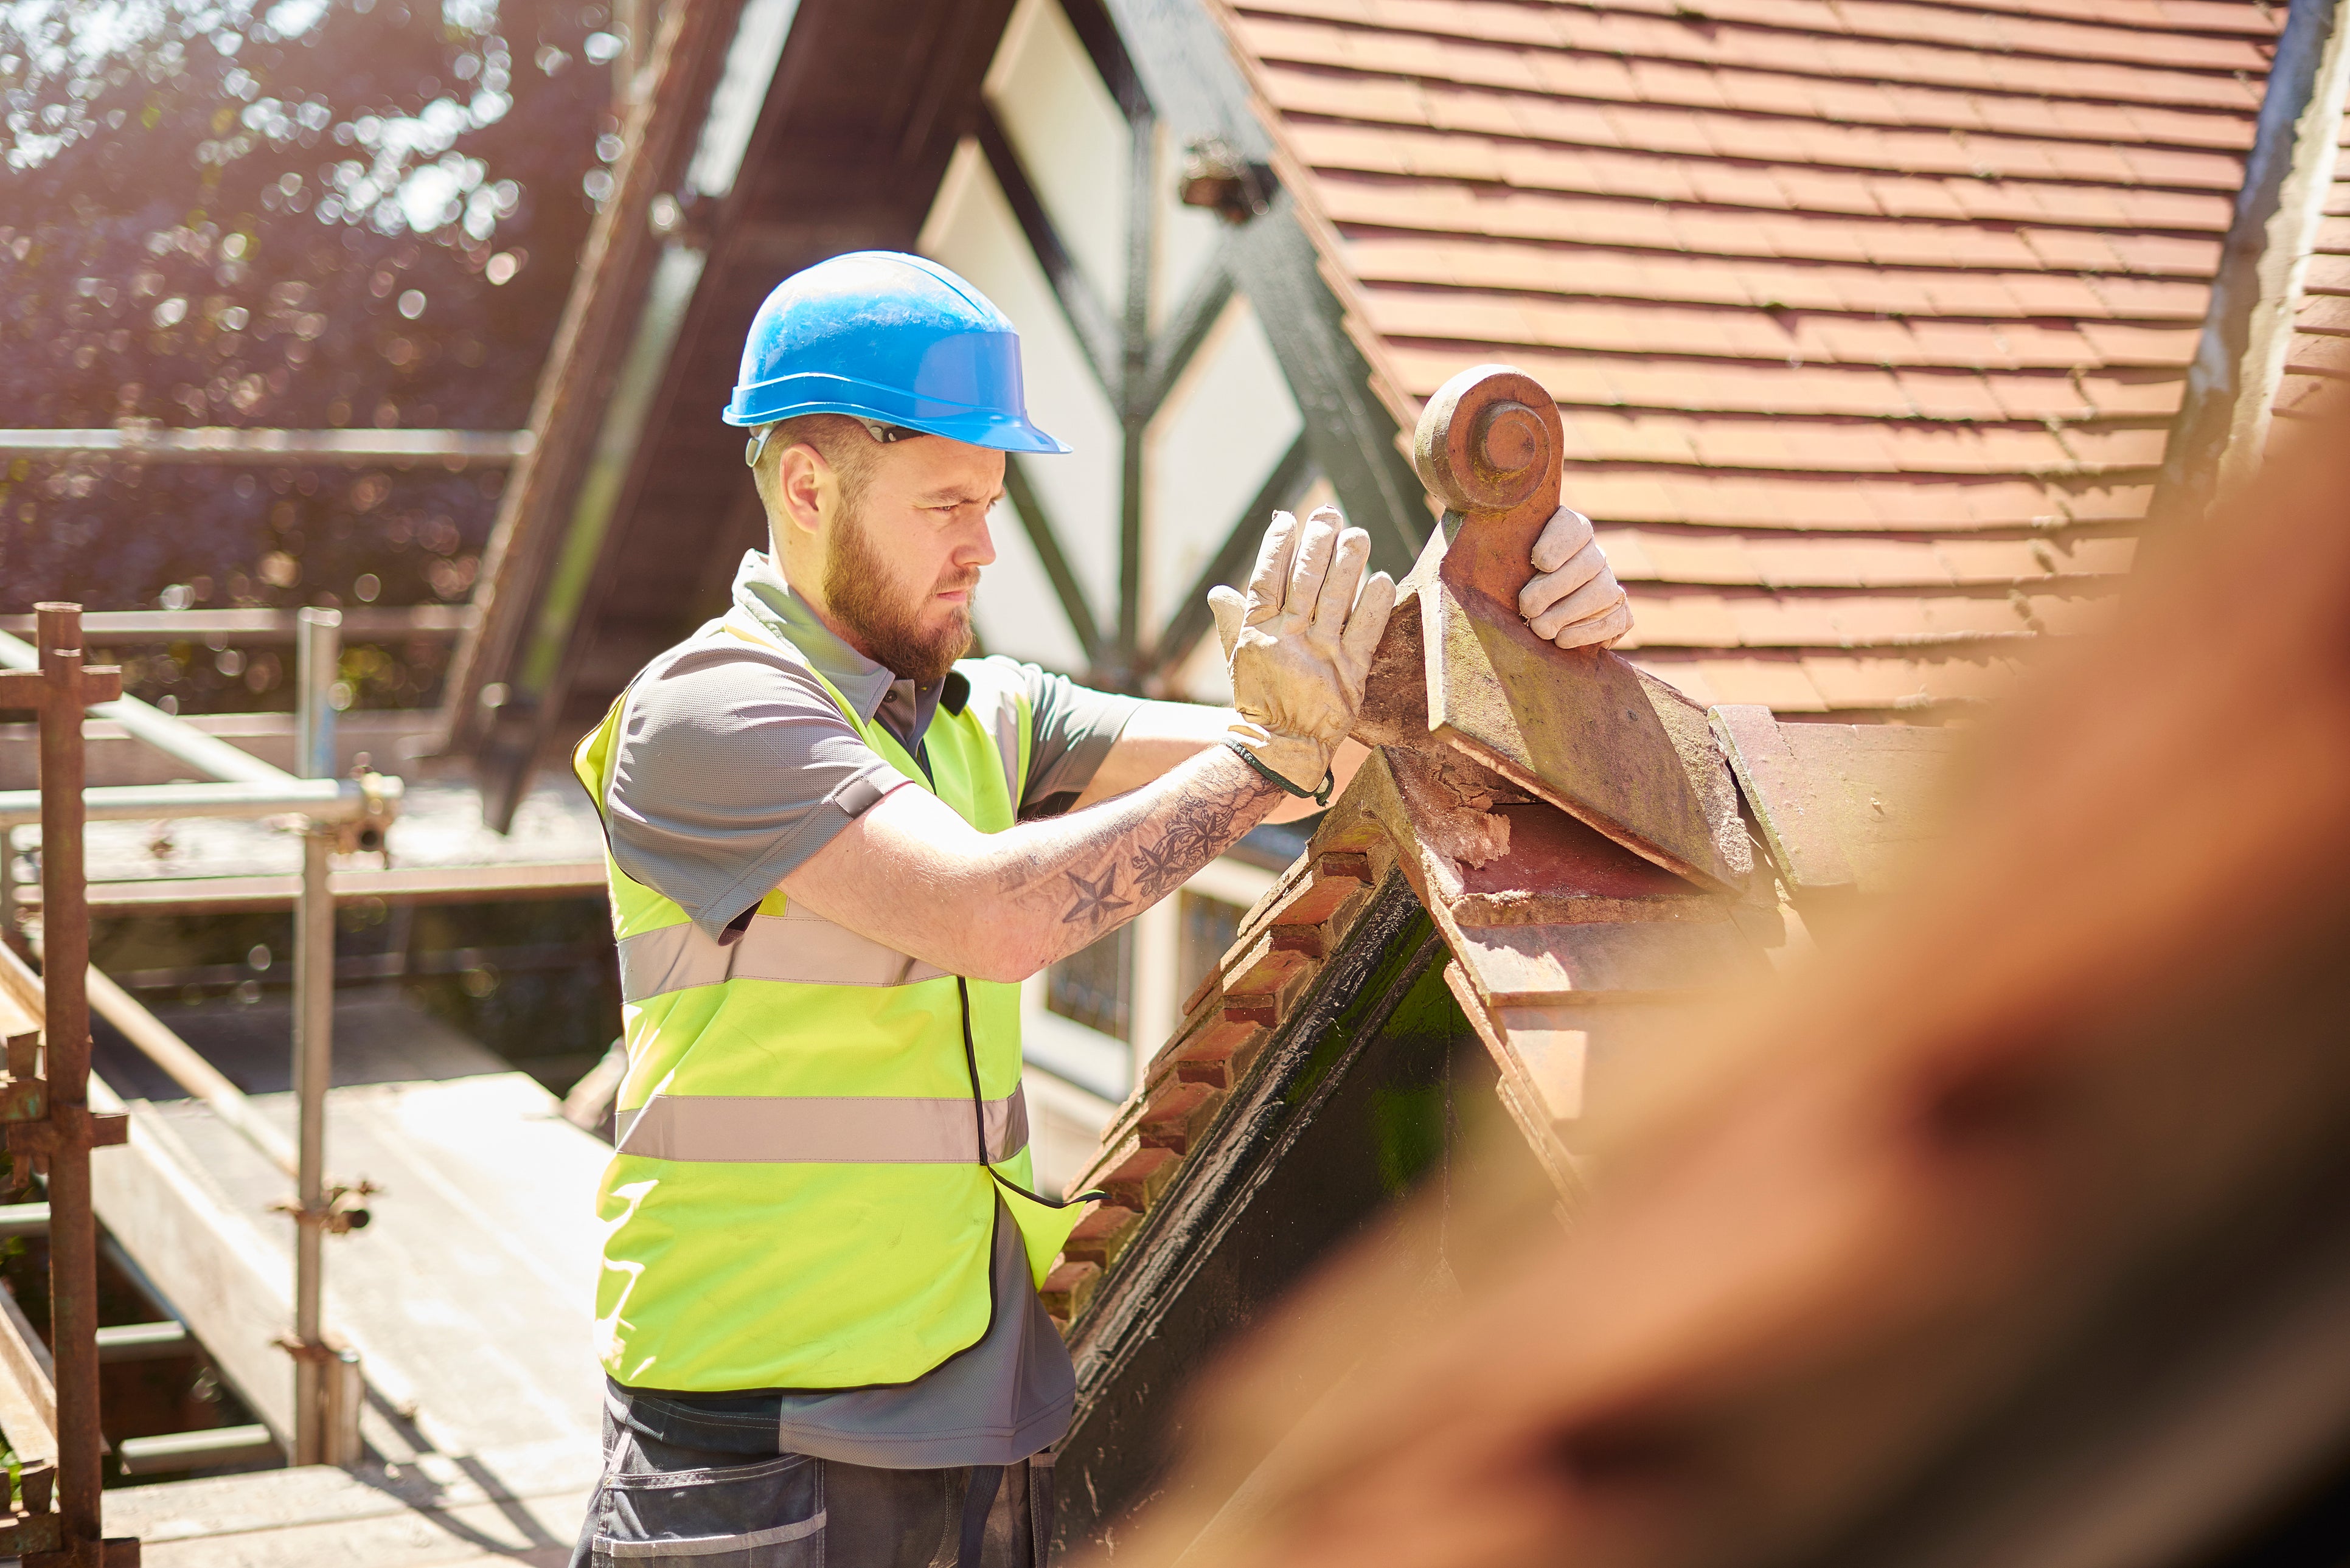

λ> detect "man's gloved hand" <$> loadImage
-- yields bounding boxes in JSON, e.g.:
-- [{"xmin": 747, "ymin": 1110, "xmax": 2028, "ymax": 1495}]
[
  {"xmin": 1209, "ymin": 505, "xmax": 1396, "ymax": 797},
  {"xmin": 1518, "ymin": 505, "xmax": 1633, "ymax": 649}
]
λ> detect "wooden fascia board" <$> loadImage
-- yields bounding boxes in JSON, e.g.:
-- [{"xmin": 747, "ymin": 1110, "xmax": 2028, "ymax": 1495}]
[
  {"xmin": 498, "ymin": 0, "xmax": 1023, "ymax": 811},
  {"xmin": 1057, "ymin": 880, "xmax": 1441, "ymax": 1521},
  {"xmin": 521, "ymin": 0, "xmax": 861, "ymax": 781},
  {"xmin": 503, "ymin": 240, "xmax": 742, "ymax": 816},
  {"xmin": 439, "ymin": 0, "xmax": 746, "ymax": 764}
]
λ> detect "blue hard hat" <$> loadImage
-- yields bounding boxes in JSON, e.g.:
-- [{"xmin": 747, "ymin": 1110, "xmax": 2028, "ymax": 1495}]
[{"xmin": 723, "ymin": 251, "xmax": 1068, "ymax": 454}]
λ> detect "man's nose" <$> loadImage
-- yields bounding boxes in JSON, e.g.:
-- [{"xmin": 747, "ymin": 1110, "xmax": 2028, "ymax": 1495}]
[{"xmin": 962, "ymin": 508, "xmax": 997, "ymax": 570}]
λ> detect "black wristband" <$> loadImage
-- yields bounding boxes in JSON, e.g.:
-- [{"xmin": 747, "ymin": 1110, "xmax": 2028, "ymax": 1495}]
[{"xmin": 1224, "ymin": 737, "xmax": 1335, "ymax": 807}]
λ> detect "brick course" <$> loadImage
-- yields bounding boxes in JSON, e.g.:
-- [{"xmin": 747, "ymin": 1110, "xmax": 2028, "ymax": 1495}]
[{"xmin": 1045, "ymin": 845, "xmax": 1399, "ymax": 1329}]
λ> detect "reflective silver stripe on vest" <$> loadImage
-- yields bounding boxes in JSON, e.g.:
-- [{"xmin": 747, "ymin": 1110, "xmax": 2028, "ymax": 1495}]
[
  {"xmin": 617, "ymin": 910, "xmax": 947, "ymax": 1002},
  {"xmin": 616, "ymin": 1089, "xmax": 1029, "ymax": 1164}
]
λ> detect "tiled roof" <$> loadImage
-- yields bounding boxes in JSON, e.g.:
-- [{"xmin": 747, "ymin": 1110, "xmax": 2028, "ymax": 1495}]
[
  {"xmin": 1214, "ymin": 0, "xmax": 2282, "ymax": 715},
  {"xmin": 1045, "ymin": 363, "xmax": 1969, "ymax": 1334},
  {"xmin": 2273, "ymin": 125, "xmax": 2350, "ymax": 436}
]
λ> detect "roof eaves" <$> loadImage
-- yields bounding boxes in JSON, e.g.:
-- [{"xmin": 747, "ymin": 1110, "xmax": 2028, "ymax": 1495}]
[{"xmin": 440, "ymin": 0, "xmax": 752, "ymax": 814}]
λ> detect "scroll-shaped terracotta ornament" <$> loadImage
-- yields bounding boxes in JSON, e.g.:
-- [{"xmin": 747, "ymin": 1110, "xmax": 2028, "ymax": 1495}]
[{"xmin": 1403, "ymin": 364, "xmax": 1751, "ymax": 893}]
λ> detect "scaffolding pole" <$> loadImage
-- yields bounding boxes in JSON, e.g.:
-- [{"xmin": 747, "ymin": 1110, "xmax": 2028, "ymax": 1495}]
[
  {"xmin": 0, "ymin": 606, "xmax": 138, "ymax": 1566},
  {"xmin": 0, "ymin": 609, "xmax": 389, "ymax": 1477},
  {"xmin": 0, "ymin": 626, "xmax": 287, "ymax": 788},
  {"xmin": 288, "ymin": 609, "xmax": 361, "ymax": 1466},
  {"xmin": 0, "ymin": 777, "xmax": 394, "ymax": 830}
]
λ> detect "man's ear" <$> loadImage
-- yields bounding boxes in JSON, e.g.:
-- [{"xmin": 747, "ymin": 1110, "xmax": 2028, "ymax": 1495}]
[{"xmin": 772, "ymin": 442, "xmax": 832, "ymax": 539}]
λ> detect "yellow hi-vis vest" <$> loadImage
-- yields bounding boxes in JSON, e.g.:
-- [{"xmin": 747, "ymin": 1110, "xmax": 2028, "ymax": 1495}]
[{"xmin": 575, "ymin": 612, "xmax": 1091, "ymax": 1392}]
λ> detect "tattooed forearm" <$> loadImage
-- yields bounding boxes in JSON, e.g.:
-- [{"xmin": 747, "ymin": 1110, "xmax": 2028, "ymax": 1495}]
[
  {"xmin": 1127, "ymin": 780, "xmax": 1260, "ymax": 903},
  {"xmin": 1060, "ymin": 865, "xmax": 1134, "ymax": 926},
  {"xmin": 784, "ymin": 724, "xmax": 1293, "ymax": 982},
  {"xmin": 1015, "ymin": 747, "xmax": 1283, "ymax": 952}
]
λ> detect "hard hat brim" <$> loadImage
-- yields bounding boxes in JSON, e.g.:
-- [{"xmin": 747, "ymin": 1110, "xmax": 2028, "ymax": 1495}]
[{"xmin": 722, "ymin": 375, "xmax": 1069, "ymax": 455}]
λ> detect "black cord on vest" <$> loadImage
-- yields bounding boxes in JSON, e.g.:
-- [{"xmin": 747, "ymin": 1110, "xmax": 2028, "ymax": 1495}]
[
  {"xmin": 957, "ymin": 976, "xmax": 1105, "ymax": 1208},
  {"xmin": 956, "ymin": 977, "xmax": 990, "ymax": 1167}
]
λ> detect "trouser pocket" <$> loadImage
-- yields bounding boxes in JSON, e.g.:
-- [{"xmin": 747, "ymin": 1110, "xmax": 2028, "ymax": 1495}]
[{"xmin": 593, "ymin": 1451, "xmax": 825, "ymax": 1566}]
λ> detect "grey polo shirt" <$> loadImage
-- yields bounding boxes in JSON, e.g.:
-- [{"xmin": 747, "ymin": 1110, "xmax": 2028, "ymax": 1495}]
[
  {"xmin": 605, "ymin": 552, "xmax": 1141, "ymax": 940},
  {"xmin": 596, "ymin": 550, "xmax": 1141, "ymax": 1466}
]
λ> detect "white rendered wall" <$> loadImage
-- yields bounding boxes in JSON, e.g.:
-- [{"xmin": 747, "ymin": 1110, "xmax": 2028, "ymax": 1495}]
[
  {"xmin": 1144, "ymin": 293, "xmax": 1304, "ymax": 650},
  {"xmin": 919, "ymin": 136, "xmax": 1120, "ymax": 670},
  {"xmin": 986, "ymin": 0, "xmax": 1131, "ymax": 317},
  {"xmin": 1152, "ymin": 121, "xmax": 1225, "ymax": 330}
]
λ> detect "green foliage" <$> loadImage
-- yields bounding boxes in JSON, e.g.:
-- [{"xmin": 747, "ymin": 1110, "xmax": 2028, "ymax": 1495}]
[{"xmin": 0, "ymin": 0, "xmax": 621, "ymax": 707}]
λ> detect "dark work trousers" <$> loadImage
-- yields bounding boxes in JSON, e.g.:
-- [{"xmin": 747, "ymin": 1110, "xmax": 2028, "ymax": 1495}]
[{"xmin": 570, "ymin": 1389, "xmax": 1054, "ymax": 1567}]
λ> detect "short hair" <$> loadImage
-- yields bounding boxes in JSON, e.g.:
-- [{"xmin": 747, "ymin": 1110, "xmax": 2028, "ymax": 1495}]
[{"xmin": 750, "ymin": 412, "xmax": 881, "ymax": 519}]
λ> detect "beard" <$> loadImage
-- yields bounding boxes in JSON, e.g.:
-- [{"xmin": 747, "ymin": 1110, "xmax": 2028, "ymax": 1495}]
[{"xmin": 824, "ymin": 501, "xmax": 976, "ymax": 684}]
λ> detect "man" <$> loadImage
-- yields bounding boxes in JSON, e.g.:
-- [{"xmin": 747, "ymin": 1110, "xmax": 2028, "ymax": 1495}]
[{"xmin": 567, "ymin": 252, "xmax": 1632, "ymax": 1567}]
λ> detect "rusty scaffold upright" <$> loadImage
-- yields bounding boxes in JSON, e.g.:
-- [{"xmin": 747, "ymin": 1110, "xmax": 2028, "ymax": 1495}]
[
  {"xmin": 0, "ymin": 605, "xmax": 140, "ymax": 1566},
  {"xmin": 0, "ymin": 603, "xmax": 392, "ymax": 1476}
]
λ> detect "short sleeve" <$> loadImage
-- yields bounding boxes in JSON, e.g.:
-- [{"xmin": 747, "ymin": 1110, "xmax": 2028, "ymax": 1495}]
[
  {"xmin": 1012, "ymin": 662, "xmax": 1143, "ymax": 819},
  {"xmin": 602, "ymin": 640, "xmax": 911, "ymax": 939}
]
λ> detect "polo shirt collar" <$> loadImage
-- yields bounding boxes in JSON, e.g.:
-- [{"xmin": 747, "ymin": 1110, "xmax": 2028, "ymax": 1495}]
[{"xmin": 729, "ymin": 550, "xmax": 946, "ymax": 749}]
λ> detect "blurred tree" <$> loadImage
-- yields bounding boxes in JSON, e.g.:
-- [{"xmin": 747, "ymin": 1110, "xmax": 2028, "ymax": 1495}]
[{"xmin": 0, "ymin": 0, "xmax": 619, "ymax": 709}]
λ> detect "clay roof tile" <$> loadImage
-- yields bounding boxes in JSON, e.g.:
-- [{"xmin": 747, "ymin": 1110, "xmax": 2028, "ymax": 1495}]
[{"xmin": 1220, "ymin": 0, "xmax": 2268, "ymax": 710}]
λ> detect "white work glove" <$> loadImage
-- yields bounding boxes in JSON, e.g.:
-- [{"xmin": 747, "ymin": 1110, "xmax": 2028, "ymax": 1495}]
[
  {"xmin": 1209, "ymin": 505, "xmax": 1396, "ymax": 799},
  {"xmin": 1518, "ymin": 505, "xmax": 1633, "ymax": 649}
]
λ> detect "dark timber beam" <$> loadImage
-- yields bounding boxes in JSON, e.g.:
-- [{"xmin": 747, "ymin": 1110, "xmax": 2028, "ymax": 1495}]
[
  {"xmin": 1099, "ymin": 0, "xmax": 1429, "ymax": 580},
  {"xmin": 1228, "ymin": 207, "xmax": 1425, "ymax": 578},
  {"xmin": 1061, "ymin": 0, "xmax": 1149, "ymax": 119},
  {"xmin": 1116, "ymin": 99, "xmax": 1158, "ymax": 681},
  {"xmin": 1141, "ymin": 260, "xmax": 1236, "ymax": 417}
]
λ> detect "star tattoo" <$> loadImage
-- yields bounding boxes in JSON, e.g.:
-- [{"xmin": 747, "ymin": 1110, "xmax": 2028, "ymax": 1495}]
[{"xmin": 1062, "ymin": 864, "xmax": 1133, "ymax": 926}]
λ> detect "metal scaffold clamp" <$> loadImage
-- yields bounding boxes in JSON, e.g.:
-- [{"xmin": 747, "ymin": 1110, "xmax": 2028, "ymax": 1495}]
[
  {"xmin": 270, "ymin": 1331, "xmax": 365, "ymax": 1469},
  {"xmin": 271, "ymin": 1177, "xmax": 381, "ymax": 1236},
  {"xmin": 337, "ymin": 770, "xmax": 398, "ymax": 859}
]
